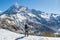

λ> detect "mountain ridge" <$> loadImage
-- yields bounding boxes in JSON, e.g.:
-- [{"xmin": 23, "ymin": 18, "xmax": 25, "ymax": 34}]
[{"xmin": 0, "ymin": 3, "xmax": 60, "ymax": 35}]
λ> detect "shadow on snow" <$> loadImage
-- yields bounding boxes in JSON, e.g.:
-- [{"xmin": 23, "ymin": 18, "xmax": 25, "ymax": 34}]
[{"xmin": 15, "ymin": 35, "xmax": 25, "ymax": 40}]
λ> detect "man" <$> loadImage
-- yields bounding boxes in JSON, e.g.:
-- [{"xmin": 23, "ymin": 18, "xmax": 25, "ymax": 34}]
[{"xmin": 25, "ymin": 23, "xmax": 30, "ymax": 37}]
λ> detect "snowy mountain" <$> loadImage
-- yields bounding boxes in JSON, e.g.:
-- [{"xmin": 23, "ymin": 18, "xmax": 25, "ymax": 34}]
[{"xmin": 0, "ymin": 3, "xmax": 60, "ymax": 35}]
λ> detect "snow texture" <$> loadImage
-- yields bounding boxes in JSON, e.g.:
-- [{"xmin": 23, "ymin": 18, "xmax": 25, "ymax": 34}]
[{"xmin": 0, "ymin": 29, "xmax": 60, "ymax": 40}]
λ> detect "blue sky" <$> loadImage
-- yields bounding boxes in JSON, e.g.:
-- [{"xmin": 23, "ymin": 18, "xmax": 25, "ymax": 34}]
[{"xmin": 0, "ymin": 0, "xmax": 60, "ymax": 14}]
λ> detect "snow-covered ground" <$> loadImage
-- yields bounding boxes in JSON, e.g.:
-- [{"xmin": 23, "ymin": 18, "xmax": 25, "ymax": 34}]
[{"xmin": 0, "ymin": 29, "xmax": 60, "ymax": 40}]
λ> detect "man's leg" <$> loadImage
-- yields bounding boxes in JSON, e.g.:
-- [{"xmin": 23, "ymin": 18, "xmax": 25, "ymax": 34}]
[
  {"xmin": 25, "ymin": 31, "xmax": 26, "ymax": 36},
  {"xmin": 25, "ymin": 31, "xmax": 28, "ymax": 37},
  {"xmin": 26, "ymin": 31, "xmax": 28, "ymax": 37}
]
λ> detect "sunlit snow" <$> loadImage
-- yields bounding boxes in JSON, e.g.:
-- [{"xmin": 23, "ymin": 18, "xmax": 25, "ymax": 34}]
[{"xmin": 0, "ymin": 29, "xmax": 60, "ymax": 40}]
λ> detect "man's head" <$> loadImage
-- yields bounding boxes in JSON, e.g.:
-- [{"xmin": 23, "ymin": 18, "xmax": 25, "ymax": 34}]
[{"xmin": 25, "ymin": 23, "xmax": 28, "ymax": 25}]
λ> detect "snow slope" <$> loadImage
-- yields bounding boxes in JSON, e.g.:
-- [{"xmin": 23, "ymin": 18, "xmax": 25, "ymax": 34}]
[{"xmin": 0, "ymin": 29, "xmax": 60, "ymax": 40}]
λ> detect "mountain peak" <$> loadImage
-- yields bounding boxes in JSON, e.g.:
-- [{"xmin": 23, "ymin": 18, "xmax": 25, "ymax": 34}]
[{"xmin": 13, "ymin": 2, "xmax": 19, "ymax": 8}]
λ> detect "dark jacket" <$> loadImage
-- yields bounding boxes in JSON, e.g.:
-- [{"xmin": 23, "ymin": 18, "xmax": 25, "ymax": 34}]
[{"xmin": 25, "ymin": 24, "xmax": 30, "ymax": 31}]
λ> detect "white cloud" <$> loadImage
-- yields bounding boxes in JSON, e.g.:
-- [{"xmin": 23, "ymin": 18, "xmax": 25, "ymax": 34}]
[
  {"xmin": 0, "ymin": 10, "xmax": 2, "ymax": 14},
  {"xmin": 0, "ymin": 10, "xmax": 2, "ymax": 13}
]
